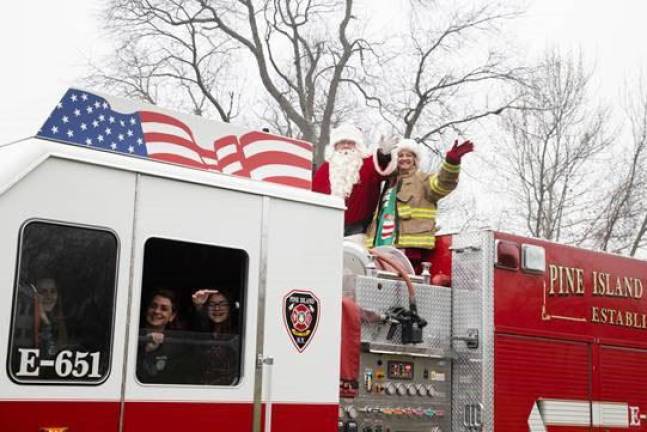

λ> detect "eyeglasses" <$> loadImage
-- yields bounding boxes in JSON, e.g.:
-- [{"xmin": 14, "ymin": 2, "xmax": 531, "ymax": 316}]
[{"xmin": 206, "ymin": 302, "xmax": 230, "ymax": 310}]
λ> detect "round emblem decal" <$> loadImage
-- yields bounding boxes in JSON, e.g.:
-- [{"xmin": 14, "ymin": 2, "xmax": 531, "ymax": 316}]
[{"xmin": 291, "ymin": 303, "xmax": 313, "ymax": 332}]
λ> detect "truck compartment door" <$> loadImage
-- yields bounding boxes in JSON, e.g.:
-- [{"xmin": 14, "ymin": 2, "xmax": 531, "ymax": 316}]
[
  {"xmin": 494, "ymin": 334, "xmax": 592, "ymax": 432},
  {"xmin": 596, "ymin": 345, "xmax": 647, "ymax": 432}
]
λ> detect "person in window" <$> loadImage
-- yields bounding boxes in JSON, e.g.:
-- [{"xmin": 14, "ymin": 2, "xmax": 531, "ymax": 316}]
[
  {"xmin": 20, "ymin": 278, "xmax": 68, "ymax": 357},
  {"xmin": 36, "ymin": 278, "xmax": 68, "ymax": 357},
  {"xmin": 11, "ymin": 278, "xmax": 69, "ymax": 379},
  {"xmin": 191, "ymin": 288, "xmax": 240, "ymax": 385},
  {"xmin": 137, "ymin": 289, "xmax": 184, "ymax": 383}
]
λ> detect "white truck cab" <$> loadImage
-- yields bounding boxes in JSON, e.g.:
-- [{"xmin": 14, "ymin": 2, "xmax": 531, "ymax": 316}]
[{"xmin": 0, "ymin": 88, "xmax": 344, "ymax": 432}]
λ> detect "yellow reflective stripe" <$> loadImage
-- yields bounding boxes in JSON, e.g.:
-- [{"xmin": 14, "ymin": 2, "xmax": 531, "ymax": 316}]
[
  {"xmin": 442, "ymin": 161, "xmax": 461, "ymax": 173},
  {"xmin": 398, "ymin": 234, "xmax": 435, "ymax": 242},
  {"xmin": 397, "ymin": 234, "xmax": 436, "ymax": 248},
  {"xmin": 398, "ymin": 204, "xmax": 413, "ymax": 217},
  {"xmin": 411, "ymin": 208, "xmax": 437, "ymax": 219},
  {"xmin": 399, "ymin": 205, "xmax": 437, "ymax": 219},
  {"xmin": 429, "ymin": 175, "xmax": 451, "ymax": 195}
]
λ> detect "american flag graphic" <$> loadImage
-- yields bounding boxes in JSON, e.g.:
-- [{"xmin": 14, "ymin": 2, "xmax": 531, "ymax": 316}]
[{"xmin": 37, "ymin": 89, "xmax": 313, "ymax": 189}]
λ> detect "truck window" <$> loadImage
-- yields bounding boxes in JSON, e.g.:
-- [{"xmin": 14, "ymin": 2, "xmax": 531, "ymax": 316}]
[
  {"xmin": 8, "ymin": 221, "xmax": 118, "ymax": 384},
  {"xmin": 136, "ymin": 238, "xmax": 247, "ymax": 386}
]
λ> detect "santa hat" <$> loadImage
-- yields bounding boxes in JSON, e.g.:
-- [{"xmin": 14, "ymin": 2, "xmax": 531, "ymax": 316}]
[
  {"xmin": 395, "ymin": 138, "xmax": 422, "ymax": 164},
  {"xmin": 372, "ymin": 137, "xmax": 424, "ymax": 176},
  {"xmin": 325, "ymin": 124, "xmax": 368, "ymax": 161}
]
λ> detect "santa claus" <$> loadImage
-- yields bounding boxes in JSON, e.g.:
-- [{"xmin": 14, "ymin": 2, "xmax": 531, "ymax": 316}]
[{"xmin": 313, "ymin": 124, "xmax": 396, "ymax": 236}]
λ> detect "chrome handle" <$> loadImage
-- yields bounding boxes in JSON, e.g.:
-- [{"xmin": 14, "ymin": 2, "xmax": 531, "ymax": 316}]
[
  {"xmin": 462, "ymin": 403, "xmax": 483, "ymax": 430},
  {"xmin": 452, "ymin": 328, "xmax": 479, "ymax": 349}
]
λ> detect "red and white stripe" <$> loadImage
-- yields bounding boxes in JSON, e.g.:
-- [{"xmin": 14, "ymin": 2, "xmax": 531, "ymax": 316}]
[
  {"xmin": 381, "ymin": 221, "xmax": 395, "ymax": 240},
  {"xmin": 140, "ymin": 111, "xmax": 218, "ymax": 170},
  {"xmin": 214, "ymin": 131, "xmax": 313, "ymax": 189},
  {"xmin": 140, "ymin": 112, "xmax": 313, "ymax": 190}
]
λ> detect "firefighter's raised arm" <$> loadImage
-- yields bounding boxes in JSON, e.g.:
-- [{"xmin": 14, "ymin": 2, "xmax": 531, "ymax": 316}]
[
  {"xmin": 425, "ymin": 139, "xmax": 474, "ymax": 203},
  {"xmin": 445, "ymin": 139, "xmax": 474, "ymax": 165}
]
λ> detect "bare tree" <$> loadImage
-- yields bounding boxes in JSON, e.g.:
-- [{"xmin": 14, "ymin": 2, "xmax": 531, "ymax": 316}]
[
  {"xmin": 622, "ymin": 77, "xmax": 647, "ymax": 256},
  {"xmin": 343, "ymin": 2, "xmax": 526, "ymax": 154},
  {"xmin": 91, "ymin": 0, "xmax": 531, "ymax": 166},
  {"xmin": 89, "ymin": 0, "xmax": 243, "ymax": 120},
  {"xmin": 499, "ymin": 49, "xmax": 615, "ymax": 242},
  {"xmin": 630, "ymin": 214, "xmax": 647, "ymax": 257},
  {"xmin": 583, "ymin": 75, "xmax": 647, "ymax": 256},
  {"xmin": 92, "ymin": 0, "xmax": 372, "ymax": 164}
]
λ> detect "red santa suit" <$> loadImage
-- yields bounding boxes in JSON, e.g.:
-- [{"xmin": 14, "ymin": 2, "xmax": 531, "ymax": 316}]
[
  {"xmin": 312, "ymin": 124, "xmax": 396, "ymax": 235},
  {"xmin": 313, "ymin": 157, "xmax": 386, "ymax": 231}
]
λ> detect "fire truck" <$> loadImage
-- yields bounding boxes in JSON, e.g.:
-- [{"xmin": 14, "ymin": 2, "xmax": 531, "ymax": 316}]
[{"xmin": 0, "ymin": 89, "xmax": 646, "ymax": 432}]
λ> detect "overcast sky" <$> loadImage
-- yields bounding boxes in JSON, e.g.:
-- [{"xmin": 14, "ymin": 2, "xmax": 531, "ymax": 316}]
[
  {"xmin": 512, "ymin": 0, "xmax": 647, "ymax": 102},
  {"xmin": 1, "ymin": 0, "xmax": 646, "ymax": 144}
]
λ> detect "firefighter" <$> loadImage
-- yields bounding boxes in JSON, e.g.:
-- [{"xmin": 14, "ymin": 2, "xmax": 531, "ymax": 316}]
[
  {"xmin": 312, "ymin": 124, "xmax": 397, "ymax": 237},
  {"xmin": 366, "ymin": 138, "xmax": 474, "ymax": 273}
]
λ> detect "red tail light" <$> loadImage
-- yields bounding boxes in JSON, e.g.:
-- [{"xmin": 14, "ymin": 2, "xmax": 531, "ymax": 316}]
[{"xmin": 495, "ymin": 240, "xmax": 520, "ymax": 270}]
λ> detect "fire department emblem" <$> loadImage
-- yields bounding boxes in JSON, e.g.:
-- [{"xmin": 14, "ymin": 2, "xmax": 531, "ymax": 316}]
[{"xmin": 283, "ymin": 290, "xmax": 320, "ymax": 352}]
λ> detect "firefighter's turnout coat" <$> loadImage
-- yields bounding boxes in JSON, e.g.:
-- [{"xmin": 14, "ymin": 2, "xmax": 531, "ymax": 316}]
[{"xmin": 366, "ymin": 159, "xmax": 460, "ymax": 250}]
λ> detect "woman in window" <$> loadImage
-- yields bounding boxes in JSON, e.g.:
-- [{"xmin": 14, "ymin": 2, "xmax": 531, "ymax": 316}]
[
  {"xmin": 191, "ymin": 288, "xmax": 240, "ymax": 385},
  {"xmin": 37, "ymin": 278, "xmax": 68, "ymax": 357},
  {"xmin": 21, "ymin": 278, "xmax": 68, "ymax": 357},
  {"xmin": 11, "ymin": 278, "xmax": 69, "ymax": 379},
  {"xmin": 137, "ymin": 289, "xmax": 184, "ymax": 383}
]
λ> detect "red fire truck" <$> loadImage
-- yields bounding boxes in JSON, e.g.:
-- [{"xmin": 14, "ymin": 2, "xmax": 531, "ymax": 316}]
[{"xmin": 0, "ymin": 89, "xmax": 645, "ymax": 431}]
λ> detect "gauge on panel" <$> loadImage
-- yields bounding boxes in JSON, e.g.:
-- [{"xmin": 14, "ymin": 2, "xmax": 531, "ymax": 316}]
[{"xmin": 346, "ymin": 405, "xmax": 359, "ymax": 419}]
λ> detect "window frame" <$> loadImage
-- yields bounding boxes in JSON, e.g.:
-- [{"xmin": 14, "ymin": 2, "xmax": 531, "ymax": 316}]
[
  {"xmin": 6, "ymin": 218, "xmax": 121, "ymax": 386},
  {"xmin": 134, "ymin": 236, "xmax": 249, "ymax": 388}
]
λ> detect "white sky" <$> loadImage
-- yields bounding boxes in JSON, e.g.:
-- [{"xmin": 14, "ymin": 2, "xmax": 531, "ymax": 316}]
[
  {"xmin": 510, "ymin": 0, "xmax": 647, "ymax": 102},
  {"xmin": 0, "ymin": 1, "xmax": 106, "ymax": 144},
  {"xmin": 1, "ymin": 0, "xmax": 646, "ymax": 144}
]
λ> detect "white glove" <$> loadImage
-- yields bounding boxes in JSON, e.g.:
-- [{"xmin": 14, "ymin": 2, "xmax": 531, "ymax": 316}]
[{"xmin": 378, "ymin": 134, "xmax": 399, "ymax": 153}]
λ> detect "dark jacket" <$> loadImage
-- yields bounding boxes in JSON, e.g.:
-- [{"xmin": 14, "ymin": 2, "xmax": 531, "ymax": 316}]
[
  {"xmin": 190, "ymin": 308, "xmax": 240, "ymax": 386},
  {"xmin": 136, "ymin": 329, "xmax": 187, "ymax": 384}
]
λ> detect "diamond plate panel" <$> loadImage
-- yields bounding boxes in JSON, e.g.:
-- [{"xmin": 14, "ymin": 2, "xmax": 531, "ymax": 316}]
[
  {"xmin": 482, "ymin": 232, "xmax": 495, "ymax": 432},
  {"xmin": 353, "ymin": 275, "xmax": 452, "ymax": 352},
  {"xmin": 341, "ymin": 275, "xmax": 453, "ymax": 432},
  {"xmin": 451, "ymin": 231, "xmax": 494, "ymax": 431}
]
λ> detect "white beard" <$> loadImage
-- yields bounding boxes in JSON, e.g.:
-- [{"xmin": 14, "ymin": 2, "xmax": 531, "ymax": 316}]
[{"xmin": 329, "ymin": 149, "xmax": 363, "ymax": 199}]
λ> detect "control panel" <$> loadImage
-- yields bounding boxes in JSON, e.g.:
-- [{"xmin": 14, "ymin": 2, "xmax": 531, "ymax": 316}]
[{"xmin": 339, "ymin": 352, "xmax": 450, "ymax": 432}]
